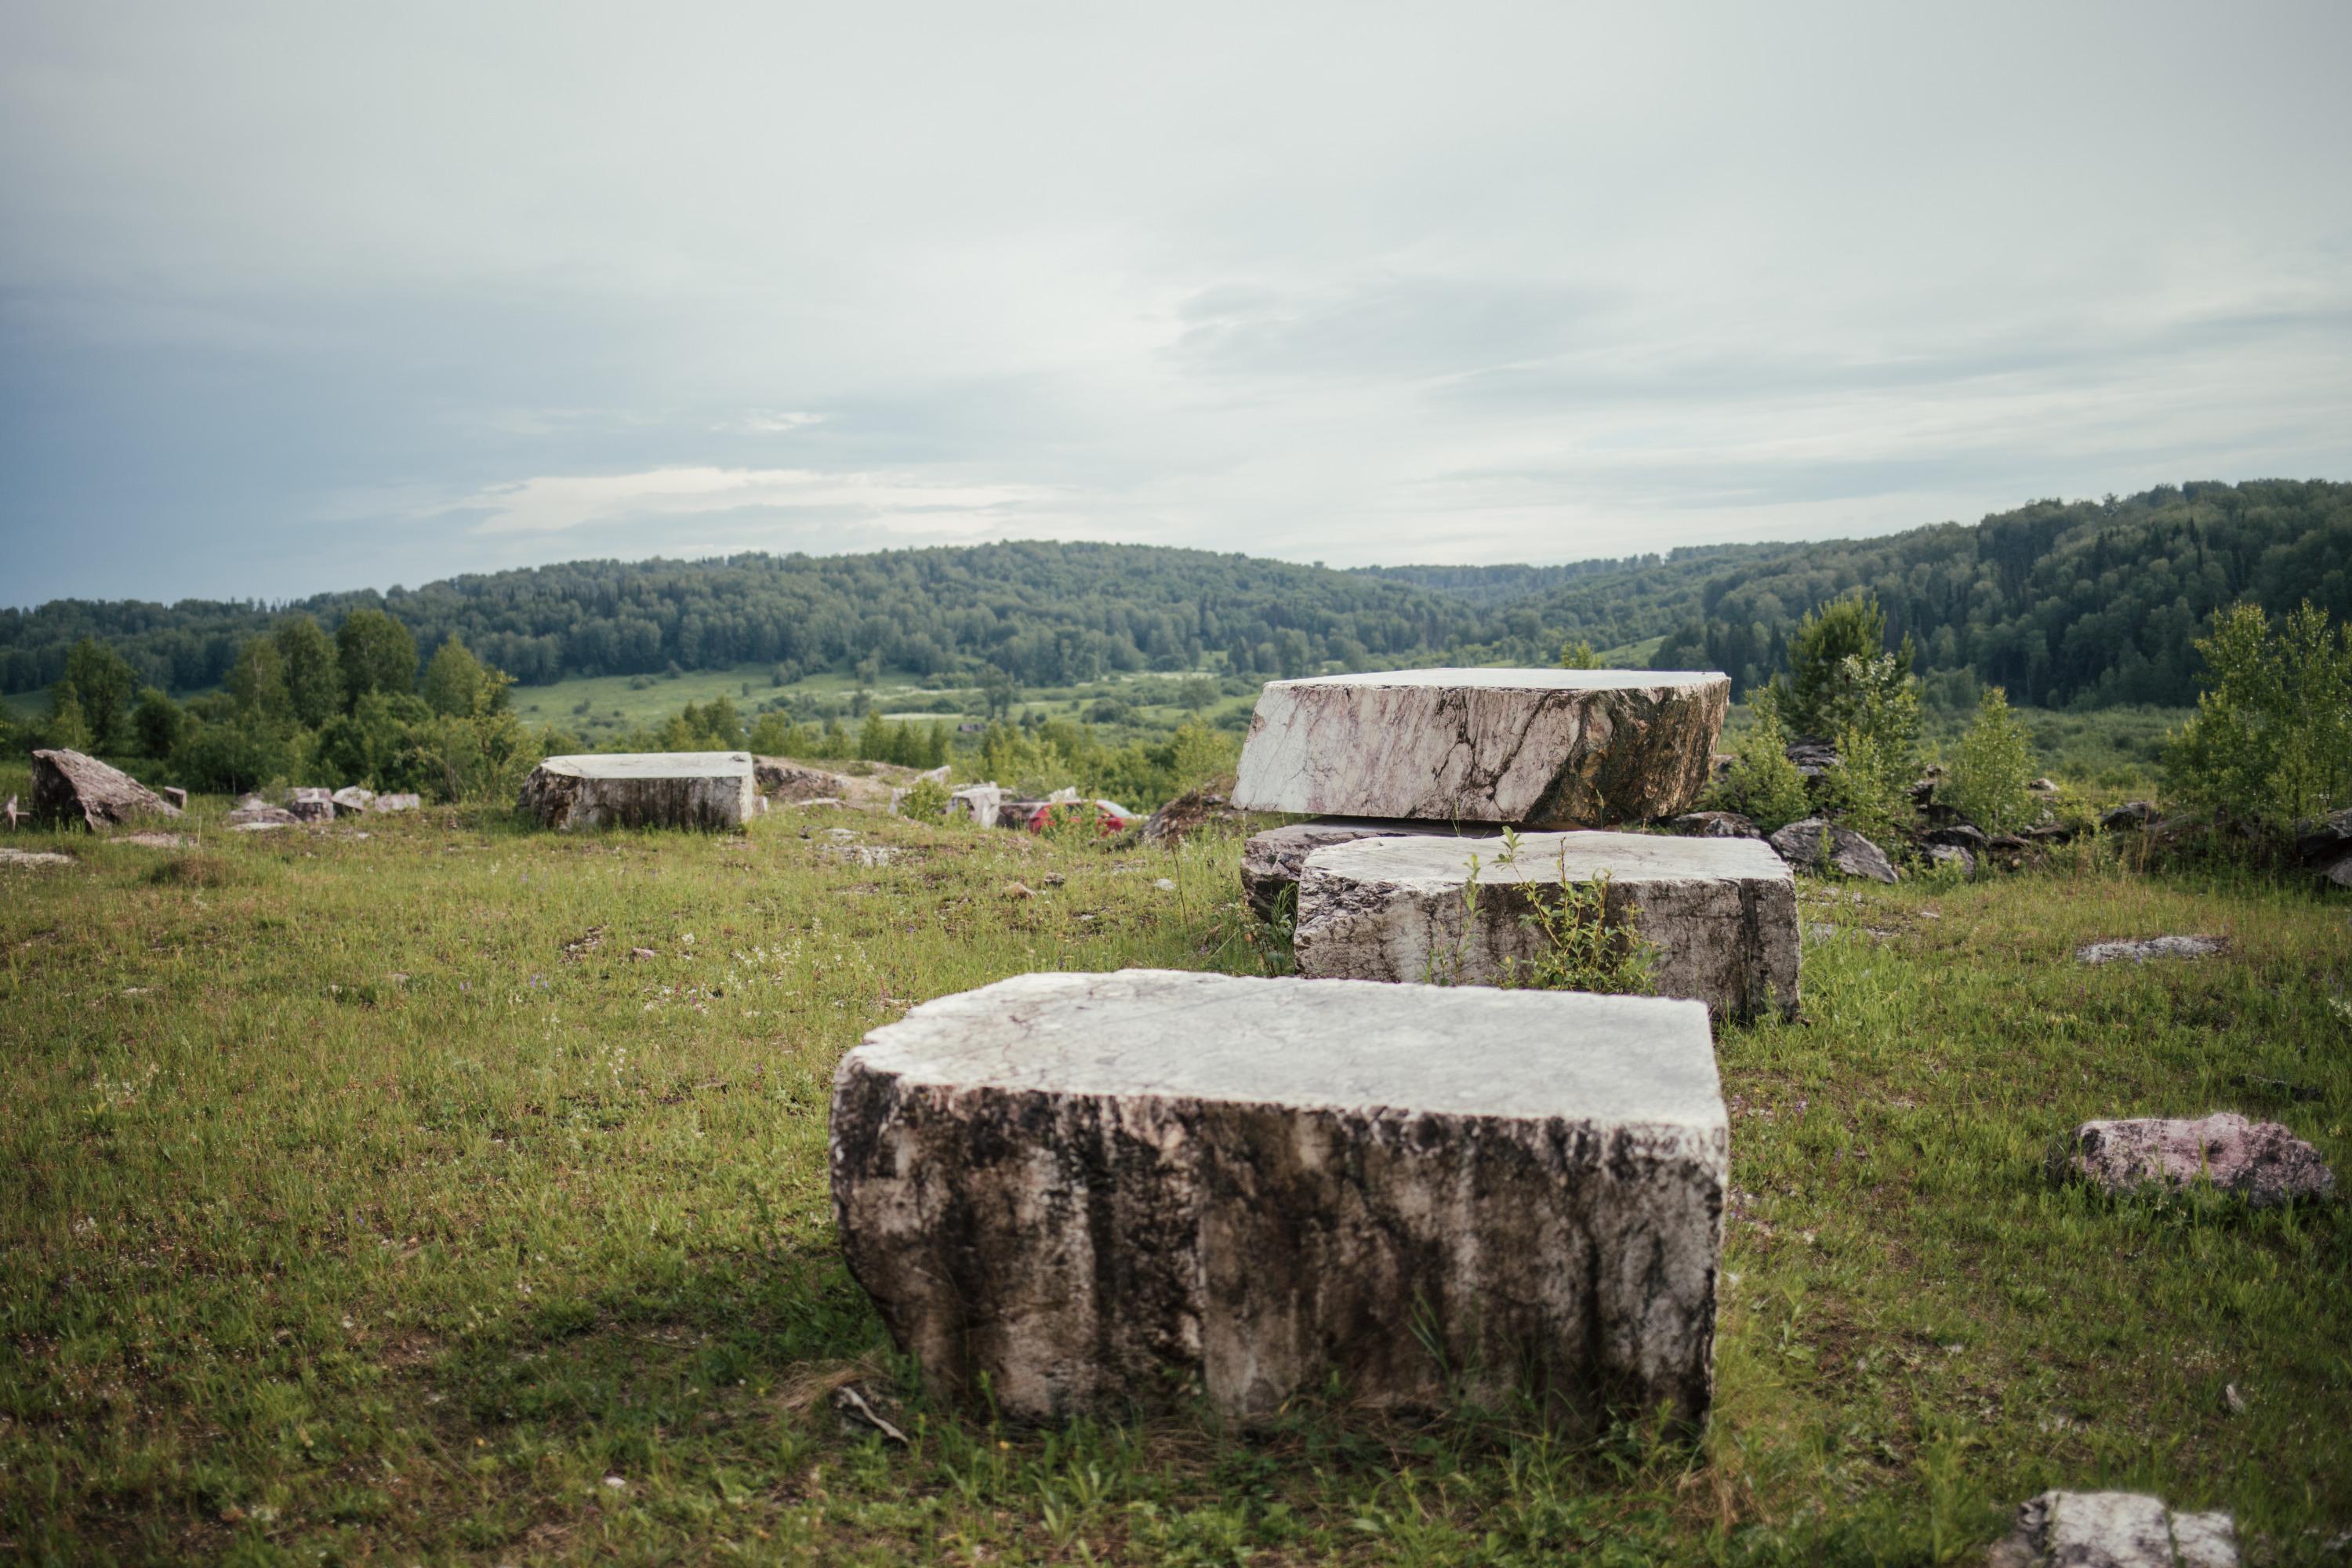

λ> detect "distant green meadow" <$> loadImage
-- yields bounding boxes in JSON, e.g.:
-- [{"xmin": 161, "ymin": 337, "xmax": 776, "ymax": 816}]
[{"xmin": 1, "ymin": 768, "xmax": 2344, "ymax": 1564}]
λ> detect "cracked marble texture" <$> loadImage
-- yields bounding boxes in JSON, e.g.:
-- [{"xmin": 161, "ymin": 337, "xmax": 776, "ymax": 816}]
[
  {"xmin": 1231, "ymin": 669, "xmax": 1730, "ymax": 827},
  {"xmin": 831, "ymin": 971, "xmax": 1726, "ymax": 1428}
]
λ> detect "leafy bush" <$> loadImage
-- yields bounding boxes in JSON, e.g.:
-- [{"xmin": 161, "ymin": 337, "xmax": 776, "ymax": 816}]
[
  {"xmin": 1943, "ymin": 686, "xmax": 2037, "ymax": 833},
  {"xmin": 1501, "ymin": 865, "xmax": 1657, "ymax": 996},
  {"xmin": 1705, "ymin": 696, "xmax": 1809, "ymax": 832},
  {"xmin": 1769, "ymin": 593, "xmax": 1912, "ymax": 739},
  {"xmin": 898, "ymin": 775, "xmax": 952, "ymax": 820},
  {"xmin": 1558, "ymin": 638, "xmax": 1602, "ymax": 670},
  {"xmin": 2162, "ymin": 601, "xmax": 2352, "ymax": 840},
  {"xmin": 1820, "ymin": 652, "xmax": 1922, "ymax": 844}
]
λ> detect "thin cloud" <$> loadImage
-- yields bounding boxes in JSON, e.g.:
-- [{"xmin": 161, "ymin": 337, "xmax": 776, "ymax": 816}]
[{"xmin": 459, "ymin": 466, "xmax": 1058, "ymax": 537}]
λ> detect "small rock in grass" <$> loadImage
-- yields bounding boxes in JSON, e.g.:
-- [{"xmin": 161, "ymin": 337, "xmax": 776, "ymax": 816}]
[
  {"xmin": 1984, "ymin": 1490, "xmax": 2236, "ymax": 1567},
  {"xmin": 1766, "ymin": 818, "xmax": 1900, "ymax": 884},
  {"xmin": 2074, "ymin": 935, "xmax": 2225, "ymax": 965},
  {"xmin": 2053, "ymin": 1112, "xmax": 2333, "ymax": 1208},
  {"xmin": 288, "ymin": 787, "xmax": 337, "ymax": 822},
  {"xmin": 0, "ymin": 848, "xmax": 74, "ymax": 867},
  {"xmin": 1153, "ymin": 877, "xmax": 1177, "ymax": 891},
  {"xmin": 1923, "ymin": 843, "xmax": 1976, "ymax": 877},
  {"xmin": 2102, "ymin": 800, "xmax": 2157, "ymax": 831},
  {"xmin": 1003, "ymin": 881, "xmax": 1036, "ymax": 899}
]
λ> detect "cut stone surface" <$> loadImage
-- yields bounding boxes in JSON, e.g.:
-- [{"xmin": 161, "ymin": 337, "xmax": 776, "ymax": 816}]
[
  {"xmin": 520, "ymin": 752, "xmax": 757, "ymax": 830},
  {"xmin": 1232, "ymin": 668, "xmax": 1730, "ymax": 828},
  {"xmin": 30, "ymin": 749, "xmax": 183, "ymax": 831},
  {"xmin": 1, "ymin": 848, "xmax": 75, "ymax": 867},
  {"xmin": 227, "ymin": 796, "xmax": 296, "ymax": 828},
  {"xmin": 831, "ymin": 969, "xmax": 1726, "ymax": 1428},
  {"xmin": 1766, "ymin": 818, "xmax": 1900, "ymax": 884},
  {"xmin": 1291, "ymin": 831, "xmax": 1798, "ymax": 1022},
  {"xmin": 1984, "ymin": 1490, "xmax": 2238, "ymax": 1568},
  {"xmin": 1239, "ymin": 819, "xmax": 1497, "ymax": 922},
  {"xmin": 2074, "ymin": 935, "xmax": 2225, "ymax": 965},
  {"xmin": 372, "ymin": 793, "xmax": 422, "ymax": 813},
  {"xmin": 332, "ymin": 786, "xmax": 376, "ymax": 813},
  {"xmin": 2053, "ymin": 1112, "xmax": 2333, "ymax": 1207}
]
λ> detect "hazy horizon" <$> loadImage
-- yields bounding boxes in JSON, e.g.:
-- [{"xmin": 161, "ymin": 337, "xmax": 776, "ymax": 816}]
[{"xmin": 7, "ymin": 2, "xmax": 2350, "ymax": 606}]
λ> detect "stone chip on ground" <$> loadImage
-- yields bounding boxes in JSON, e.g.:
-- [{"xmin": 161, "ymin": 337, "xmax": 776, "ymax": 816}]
[
  {"xmin": 2074, "ymin": 935, "xmax": 2226, "ymax": 965},
  {"xmin": 30, "ymin": 749, "xmax": 183, "ymax": 830},
  {"xmin": 1766, "ymin": 817, "xmax": 1900, "ymax": 884},
  {"xmin": 521, "ymin": 752, "xmax": 757, "ymax": 830},
  {"xmin": 0, "ymin": 848, "xmax": 75, "ymax": 867},
  {"xmin": 1292, "ymin": 830, "xmax": 1798, "ymax": 1021},
  {"xmin": 1231, "ymin": 667, "xmax": 1730, "ymax": 828},
  {"xmin": 831, "ymin": 969, "xmax": 1727, "ymax": 1429},
  {"xmin": 1984, "ymin": 1490, "xmax": 2237, "ymax": 1567},
  {"xmin": 2053, "ymin": 1112, "xmax": 2333, "ymax": 1207}
]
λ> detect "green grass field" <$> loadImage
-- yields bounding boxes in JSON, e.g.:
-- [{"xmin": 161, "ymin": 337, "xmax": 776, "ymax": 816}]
[{"xmin": 1, "ymin": 778, "xmax": 2347, "ymax": 1564}]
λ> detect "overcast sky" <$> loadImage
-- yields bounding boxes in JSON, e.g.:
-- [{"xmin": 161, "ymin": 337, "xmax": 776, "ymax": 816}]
[{"xmin": 5, "ymin": 2, "xmax": 2349, "ymax": 606}]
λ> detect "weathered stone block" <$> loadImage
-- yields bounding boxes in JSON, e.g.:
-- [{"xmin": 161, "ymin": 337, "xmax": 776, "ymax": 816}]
[
  {"xmin": 832, "ymin": 970, "xmax": 1726, "ymax": 1428},
  {"xmin": 1232, "ymin": 669, "xmax": 1730, "ymax": 828},
  {"xmin": 1985, "ymin": 1490, "xmax": 2238, "ymax": 1568},
  {"xmin": 1292, "ymin": 832, "xmax": 1798, "ymax": 1022},
  {"xmin": 1239, "ymin": 819, "xmax": 1498, "ymax": 922},
  {"xmin": 31, "ymin": 749, "xmax": 183, "ymax": 830},
  {"xmin": 519, "ymin": 752, "xmax": 757, "ymax": 830}
]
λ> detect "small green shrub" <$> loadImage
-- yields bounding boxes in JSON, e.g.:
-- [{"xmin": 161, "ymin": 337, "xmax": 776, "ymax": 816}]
[
  {"xmin": 1706, "ymin": 696, "xmax": 1809, "ymax": 832},
  {"xmin": 1943, "ymin": 686, "xmax": 2037, "ymax": 833},
  {"xmin": 898, "ymin": 775, "xmax": 952, "ymax": 820},
  {"xmin": 1558, "ymin": 638, "xmax": 1602, "ymax": 670},
  {"xmin": 1501, "ymin": 864, "xmax": 1657, "ymax": 996},
  {"xmin": 1821, "ymin": 652, "xmax": 1922, "ymax": 844},
  {"xmin": 2162, "ymin": 600, "xmax": 2352, "ymax": 843},
  {"xmin": 1768, "ymin": 592, "xmax": 1913, "ymax": 739}
]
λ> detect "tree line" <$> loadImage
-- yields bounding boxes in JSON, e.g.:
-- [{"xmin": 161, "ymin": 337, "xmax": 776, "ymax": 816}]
[{"xmin": 4, "ymin": 481, "xmax": 2345, "ymax": 713}]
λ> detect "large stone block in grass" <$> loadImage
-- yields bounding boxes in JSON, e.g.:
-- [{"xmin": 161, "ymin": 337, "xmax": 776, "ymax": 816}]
[
  {"xmin": 1231, "ymin": 669, "xmax": 1730, "ymax": 828},
  {"xmin": 1292, "ymin": 831, "xmax": 1798, "ymax": 1022},
  {"xmin": 1238, "ymin": 818, "xmax": 1501, "ymax": 922},
  {"xmin": 519, "ymin": 751, "xmax": 757, "ymax": 830},
  {"xmin": 831, "ymin": 970, "xmax": 1726, "ymax": 1428}
]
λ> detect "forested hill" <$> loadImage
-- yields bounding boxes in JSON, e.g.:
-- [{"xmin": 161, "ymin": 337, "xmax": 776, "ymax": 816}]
[{"xmin": 4, "ymin": 479, "xmax": 2346, "ymax": 708}]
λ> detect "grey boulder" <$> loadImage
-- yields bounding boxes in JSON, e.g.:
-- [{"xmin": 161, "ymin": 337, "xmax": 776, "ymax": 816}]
[
  {"xmin": 1231, "ymin": 668, "xmax": 1730, "ymax": 828},
  {"xmin": 2053, "ymin": 1112, "xmax": 2332, "ymax": 1207},
  {"xmin": 30, "ymin": 749, "xmax": 183, "ymax": 831},
  {"xmin": 831, "ymin": 970, "xmax": 1727, "ymax": 1430},
  {"xmin": 1766, "ymin": 818, "xmax": 1900, "ymax": 884}
]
